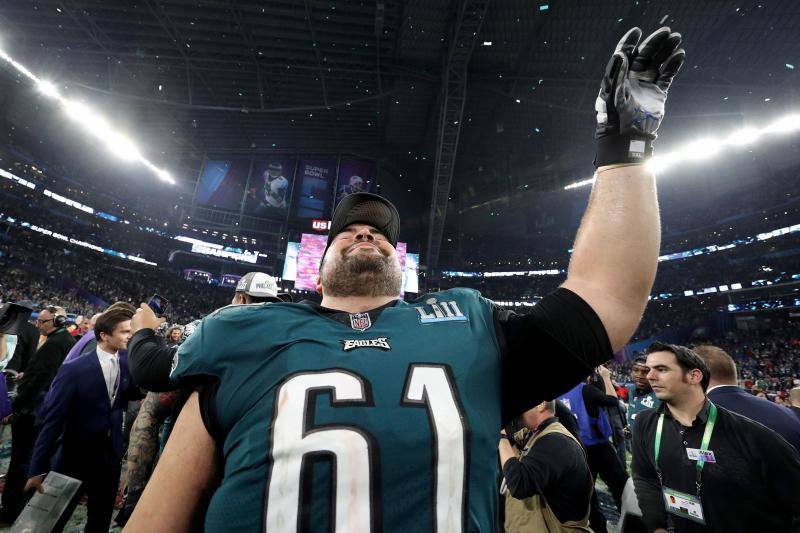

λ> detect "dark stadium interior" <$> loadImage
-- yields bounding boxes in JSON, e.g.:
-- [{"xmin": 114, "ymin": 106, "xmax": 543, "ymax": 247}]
[{"xmin": 0, "ymin": 0, "xmax": 799, "ymax": 531}]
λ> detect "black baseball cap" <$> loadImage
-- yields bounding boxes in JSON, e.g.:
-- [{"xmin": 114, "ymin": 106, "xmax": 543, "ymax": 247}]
[{"xmin": 326, "ymin": 193, "xmax": 400, "ymax": 252}]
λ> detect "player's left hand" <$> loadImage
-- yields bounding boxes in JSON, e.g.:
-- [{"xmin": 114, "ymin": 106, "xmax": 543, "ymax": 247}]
[{"xmin": 594, "ymin": 27, "xmax": 685, "ymax": 167}]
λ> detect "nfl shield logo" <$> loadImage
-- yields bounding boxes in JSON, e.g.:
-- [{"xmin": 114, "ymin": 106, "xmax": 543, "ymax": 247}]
[{"xmin": 349, "ymin": 312, "xmax": 372, "ymax": 332}]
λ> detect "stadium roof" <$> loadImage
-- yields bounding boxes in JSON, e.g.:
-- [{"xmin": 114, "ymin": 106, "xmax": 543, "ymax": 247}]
[{"xmin": 1, "ymin": 0, "xmax": 799, "ymax": 263}]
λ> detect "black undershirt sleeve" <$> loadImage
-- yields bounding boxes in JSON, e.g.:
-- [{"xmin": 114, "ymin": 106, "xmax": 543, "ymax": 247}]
[
  {"xmin": 495, "ymin": 287, "xmax": 613, "ymax": 426},
  {"xmin": 127, "ymin": 329, "xmax": 178, "ymax": 392},
  {"xmin": 582, "ymin": 382, "xmax": 619, "ymax": 417}
]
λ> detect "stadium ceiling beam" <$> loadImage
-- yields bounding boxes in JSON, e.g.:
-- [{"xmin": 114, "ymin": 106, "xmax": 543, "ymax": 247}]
[
  {"xmin": 229, "ymin": 5, "xmax": 271, "ymax": 110},
  {"xmin": 52, "ymin": 0, "xmax": 202, "ymax": 154},
  {"xmin": 303, "ymin": 0, "xmax": 330, "ymax": 108},
  {"xmin": 425, "ymin": 0, "xmax": 491, "ymax": 270}
]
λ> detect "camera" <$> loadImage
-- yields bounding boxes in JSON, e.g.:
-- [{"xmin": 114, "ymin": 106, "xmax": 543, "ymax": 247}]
[{"xmin": 0, "ymin": 302, "xmax": 34, "ymax": 335}]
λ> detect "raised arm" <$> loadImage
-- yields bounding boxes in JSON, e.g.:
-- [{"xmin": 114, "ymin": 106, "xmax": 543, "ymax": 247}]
[
  {"xmin": 124, "ymin": 392, "xmax": 219, "ymax": 532},
  {"xmin": 563, "ymin": 27, "xmax": 685, "ymax": 351}
]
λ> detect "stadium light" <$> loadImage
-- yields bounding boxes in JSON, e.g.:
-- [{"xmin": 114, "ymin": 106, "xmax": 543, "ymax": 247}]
[
  {"xmin": 37, "ymin": 79, "xmax": 61, "ymax": 99},
  {"xmin": 564, "ymin": 112, "xmax": 800, "ymax": 190},
  {"xmin": 0, "ymin": 45, "xmax": 175, "ymax": 185}
]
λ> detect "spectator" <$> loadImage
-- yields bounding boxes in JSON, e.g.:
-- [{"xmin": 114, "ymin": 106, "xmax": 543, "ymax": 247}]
[
  {"xmin": 26, "ymin": 307, "xmax": 141, "ymax": 532},
  {"xmin": 0, "ymin": 306, "xmax": 75, "ymax": 524},
  {"xmin": 164, "ymin": 327, "xmax": 182, "ymax": 349},
  {"xmin": 694, "ymin": 344, "xmax": 800, "ymax": 450},
  {"xmin": 632, "ymin": 342, "xmax": 800, "ymax": 532},
  {"xmin": 500, "ymin": 401, "xmax": 593, "ymax": 531},
  {"xmin": 626, "ymin": 355, "xmax": 661, "ymax": 431},
  {"xmin": 558, "ymin": 366, "xmax": 629, "ymax": 526},
  {"xmin": 64, "ymin": 312, "xmax": 101, "ymax": 363}
]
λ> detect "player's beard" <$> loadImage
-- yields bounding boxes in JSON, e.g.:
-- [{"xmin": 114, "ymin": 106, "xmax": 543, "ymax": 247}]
[{"xmin": 321, "ymin": 248, "xmax": 402, "ymax": 297}]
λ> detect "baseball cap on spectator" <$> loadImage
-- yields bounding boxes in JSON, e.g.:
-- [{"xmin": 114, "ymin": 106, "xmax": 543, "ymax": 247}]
[
  {"xmin": 325, "ymin": 193, "xmax": 400, "ymax": 255},
  {"xmin": 236, "ymin": 272, "xmax": 292, "ymax": 303}
]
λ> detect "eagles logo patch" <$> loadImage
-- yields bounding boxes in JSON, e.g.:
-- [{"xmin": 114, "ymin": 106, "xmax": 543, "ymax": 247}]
[{"xmin": 341, "ymin": 338, "xmax": 391, "ymax": 352}]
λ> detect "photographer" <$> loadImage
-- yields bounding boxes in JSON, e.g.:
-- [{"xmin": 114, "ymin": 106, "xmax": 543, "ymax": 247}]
[{"xmin": 500, "ymin": 401, "xmax": 593, "ymax": 531}]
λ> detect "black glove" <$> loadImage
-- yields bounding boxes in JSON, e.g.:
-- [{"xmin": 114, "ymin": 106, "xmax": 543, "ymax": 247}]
[{"xmin": 594, "ymin": 27, "xmax": 685, "ymax": 167}]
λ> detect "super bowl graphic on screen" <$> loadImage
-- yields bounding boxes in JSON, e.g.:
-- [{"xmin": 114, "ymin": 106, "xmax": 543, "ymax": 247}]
[
  {"xmin": 244, "ymin": 158, "xmax": 295, "ymax": 216},
  {"xmin": 336, "ymin": 159, "xmax": 375, "ymax": 206}
]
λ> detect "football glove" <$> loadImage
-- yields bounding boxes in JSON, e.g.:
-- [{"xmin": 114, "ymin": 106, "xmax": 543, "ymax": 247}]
[{"xmin": 595, "ymin": 27, "xmax": 685, "ymax": 167}]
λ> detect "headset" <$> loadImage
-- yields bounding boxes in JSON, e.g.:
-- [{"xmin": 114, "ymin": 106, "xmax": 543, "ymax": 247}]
[{"xmin": 46, "ymin": 306, "xmax": 67, "ymax": 328}]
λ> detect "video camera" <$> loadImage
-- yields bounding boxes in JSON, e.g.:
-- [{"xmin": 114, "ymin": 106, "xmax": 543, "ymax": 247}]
[{"xmin": 0, "ymin": 302, "xmax": 34, "ymax": 335}]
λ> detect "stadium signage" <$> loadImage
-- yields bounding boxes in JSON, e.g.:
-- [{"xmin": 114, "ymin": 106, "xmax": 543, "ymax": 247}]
[
  {"xmin": 190, "ymin": 243, "xmax": 259, "ymax": 264},
  {"xmin": 312, "ymin": 219, "xmax": 331, "ymax": 231}
]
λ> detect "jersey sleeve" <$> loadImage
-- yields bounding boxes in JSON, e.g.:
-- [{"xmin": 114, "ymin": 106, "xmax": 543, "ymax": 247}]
[
  {"xmin": 170, "ymin": 304, "xmax": 265, "ymax": 386},
  {"xmin": 492, "ymin": 287, "xmax": 614, "ymax": 425}
]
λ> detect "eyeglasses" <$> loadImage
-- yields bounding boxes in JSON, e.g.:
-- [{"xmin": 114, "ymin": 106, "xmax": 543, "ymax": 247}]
[{"xmin": 36, "ymin": 318, "xmax": 53, "ymax": 325}]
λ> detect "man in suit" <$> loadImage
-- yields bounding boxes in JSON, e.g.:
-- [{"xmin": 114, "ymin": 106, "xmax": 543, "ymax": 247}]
[
  {"xmin": 694, "ymin": 344, "xmax": 800, "ymax": 450},
  {"xmin": 0, "ymin": 306, "xmax": 75, "ymax": 525},
  {"xmin": 26, "ymin": 307, "xmax": 139, "ymax": 532}
]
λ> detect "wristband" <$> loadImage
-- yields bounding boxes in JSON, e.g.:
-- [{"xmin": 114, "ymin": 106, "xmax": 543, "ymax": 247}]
[{"xmin": 594, "ymin": 134, "xmax": 653, "ymax": 168}]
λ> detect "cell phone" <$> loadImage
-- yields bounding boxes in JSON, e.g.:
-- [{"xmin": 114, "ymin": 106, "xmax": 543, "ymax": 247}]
[{"xmin": 147, "ymin": 294, "xmax": 170, "ymax": 317}]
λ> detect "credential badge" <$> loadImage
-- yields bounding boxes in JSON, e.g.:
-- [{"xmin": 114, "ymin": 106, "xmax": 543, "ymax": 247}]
[{"xmin": 349, "ymin": 312, "xmax": 372, "ymax": 332}]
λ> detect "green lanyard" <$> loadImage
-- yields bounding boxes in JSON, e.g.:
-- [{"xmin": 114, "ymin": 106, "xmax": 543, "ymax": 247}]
[{"xmin": 654, "ymin": 401, "xmax": 717, "ymax": 497}]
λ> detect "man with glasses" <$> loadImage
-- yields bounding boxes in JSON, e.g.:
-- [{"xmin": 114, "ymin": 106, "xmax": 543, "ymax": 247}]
[{"xmin": 0, "ymin": 306, "xmax": 75, "ymax": 525}]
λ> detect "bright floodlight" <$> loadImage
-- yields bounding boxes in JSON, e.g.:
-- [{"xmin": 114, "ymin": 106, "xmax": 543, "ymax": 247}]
[
  {"xmin": 764, "ymin": 114, "xmax": 800, "ymax": 134},
  {"xmin": 0, "ymin": 45, "xmax": 175, "ymax": 185},
  {"xmin": 37, "ymin": 80, "xmax": 61, "ymax": 99},
  {"xmin": 726, "ymin": 127, "xmax": 761, "ymax": 146},
  {"xmin": 565, "ymin": 111, "xmax": 800, "ymax": 189},
  {"xmin": 105, "ymin": 132, "xmax": 142, "ymax": 161}
]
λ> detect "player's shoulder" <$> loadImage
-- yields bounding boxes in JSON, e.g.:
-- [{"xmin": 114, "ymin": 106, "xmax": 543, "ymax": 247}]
[
  {"xmin": 207, "ymin": 301, "xmax": 300, "ymax": 319},
  {"xmin": 194, "ymin": 301, "xmax": 307, "ymax": 335},
  {"xmin": 409, "ymin": 287, "xmax": 483, "ymax": 303}
]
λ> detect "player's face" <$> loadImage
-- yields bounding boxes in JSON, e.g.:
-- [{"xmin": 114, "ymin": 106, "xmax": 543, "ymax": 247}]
[
  {"xmin": 646, "ymin": 351, "xmax": 700, "ymax": 403},
  {"xmin": 631, "ymin": 363, "xmax": 651, "ymax": 390},
  {"xmin": 319, "ymin": 224, "xmax": 402, "ymax": 297}
]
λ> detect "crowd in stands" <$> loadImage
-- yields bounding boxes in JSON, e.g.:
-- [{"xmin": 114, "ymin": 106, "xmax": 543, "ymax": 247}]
[{"xmin": 0, "ymin": 229, "xmax": 232, "ymax": 324}]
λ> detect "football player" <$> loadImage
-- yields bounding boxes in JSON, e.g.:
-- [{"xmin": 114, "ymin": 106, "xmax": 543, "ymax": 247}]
[{"xmin": 127, "ymin": 27, "xmax": 684, "ymax": 532}]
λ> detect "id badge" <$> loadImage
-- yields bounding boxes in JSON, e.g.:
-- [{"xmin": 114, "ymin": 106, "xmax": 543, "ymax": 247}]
[
  {"xmin": 662, "ymin": 487, "xmax": 706, "ymax": 525},
  {"xmin": 686, "ymin": 448, "xmax": 716, "ymax": 463}
]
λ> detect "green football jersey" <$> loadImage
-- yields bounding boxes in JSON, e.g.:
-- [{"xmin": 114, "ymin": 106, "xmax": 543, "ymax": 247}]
[
  {"xmin": 626, "ymin": 384, "xmax": 660, "ymax": 429},
  {"xmin": 172, "ymin": 288, "xmax": 503, "ymax": 532}
]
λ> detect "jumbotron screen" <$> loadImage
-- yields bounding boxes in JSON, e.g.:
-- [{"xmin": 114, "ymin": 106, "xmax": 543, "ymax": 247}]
[{"xmin": 284, "ymin": 234, "xmax": 419, "ymax": 293}]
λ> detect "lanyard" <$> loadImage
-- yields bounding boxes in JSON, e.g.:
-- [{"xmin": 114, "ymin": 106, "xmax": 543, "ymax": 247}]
[{"xmin": 654, "ymin": 401, "xmax": 717, "ymax": 497}]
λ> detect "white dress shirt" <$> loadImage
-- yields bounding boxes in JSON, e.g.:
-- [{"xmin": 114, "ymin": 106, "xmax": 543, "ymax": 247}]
[{"xmin": 96, "ymin": 346, "xmax": 119, "ymax": 403}]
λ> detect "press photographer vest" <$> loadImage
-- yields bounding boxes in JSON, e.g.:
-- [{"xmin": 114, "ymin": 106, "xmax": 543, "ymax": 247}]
[{"xmin": 504, "ymin": 421, "xmax": 593, "ymax": 533}]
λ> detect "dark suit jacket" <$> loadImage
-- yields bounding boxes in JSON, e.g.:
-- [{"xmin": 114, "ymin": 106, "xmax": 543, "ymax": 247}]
[
  {"xmin": 29, "ymin": 349, "xmax": 137, "ymax": 477},
  {"xmin": 708, "ymin": 385, "xmax": 800, "ymax": 451},
  {"xmin": 14, "ymin": 328, "xmax": 75, "ymax": 415}
]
